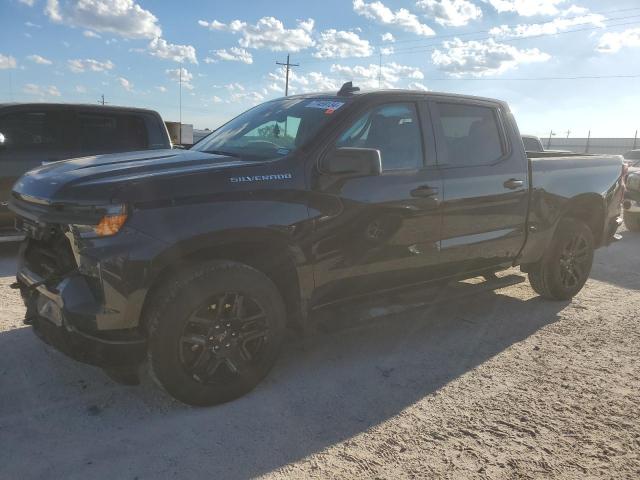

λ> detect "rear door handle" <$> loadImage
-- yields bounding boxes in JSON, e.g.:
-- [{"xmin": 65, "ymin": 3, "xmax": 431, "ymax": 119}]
[
  {"xmin": 503, "ymin": 178, "xmax": 524, "ymax": 190},
  {"xmin": 410, "ymin": 185, "xmax": 439, "ymax": 198}
]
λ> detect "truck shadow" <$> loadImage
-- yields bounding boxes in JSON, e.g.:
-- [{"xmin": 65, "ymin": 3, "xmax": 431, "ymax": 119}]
[
  {"xmin": 590, "ymin": 229, "xmax": 640, "ymax": 290},
  {"xmin": 0, "ymin": 277, "xmax": 568, "ymax": 480}
]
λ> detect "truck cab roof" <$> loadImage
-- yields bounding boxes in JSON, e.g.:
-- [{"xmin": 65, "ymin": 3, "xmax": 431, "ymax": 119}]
[{"xmin": 268, "ymin": 86, "xmax": 511, "ymax": 111}]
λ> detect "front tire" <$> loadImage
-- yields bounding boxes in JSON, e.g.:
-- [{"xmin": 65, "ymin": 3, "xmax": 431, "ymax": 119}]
[
  {"xmin": 528, "ymin": 217, "xmax": 594, "ymax": 300},
  {"xmin": 623, "ymin": 211, "xmax": 640, "ymax": 232},
  {"xmin": 146, "ymin": 261, "xmax": 286, "ymax": 406}
]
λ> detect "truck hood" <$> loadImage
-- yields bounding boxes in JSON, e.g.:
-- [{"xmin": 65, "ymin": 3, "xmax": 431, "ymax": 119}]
[{"xmin": 12, "ymin": 149, "xmax": 267, "ymax": 204}]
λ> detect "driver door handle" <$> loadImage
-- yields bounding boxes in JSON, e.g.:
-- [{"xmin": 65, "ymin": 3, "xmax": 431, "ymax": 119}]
[
  {"xmin": 503, "ymin": 178, "xmax": 524, "ymax": 190},
  {"xmin": 411, "ymin": 185, "xmax": 439, "ymax": 198}
]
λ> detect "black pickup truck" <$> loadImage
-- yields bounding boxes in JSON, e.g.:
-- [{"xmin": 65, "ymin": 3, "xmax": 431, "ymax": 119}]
[{"xmin": 9, "ymin": 84, "xmax": 624, "ymax": 405}]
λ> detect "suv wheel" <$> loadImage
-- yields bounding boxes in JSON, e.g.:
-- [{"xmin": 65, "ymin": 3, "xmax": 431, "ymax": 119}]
[
  {"xmin": 146, "ymin": 261, "xmax": 286, "ymax": 406},
  {"xmin": 623, "ymin": 211, "xmax": 640, "ymax": 232},
  {"xmin": 528, "ymin": 217, "xmax": 594, "ymax": 300}
]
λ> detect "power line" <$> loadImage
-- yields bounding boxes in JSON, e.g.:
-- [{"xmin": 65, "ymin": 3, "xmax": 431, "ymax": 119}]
[
  {"xmin": 294, "ymin": 14, "xmax": 640, "ymax": 67},
  {"xmin": 338, "ymin": 73, "xmax": 640, "ymax": 83},
  {"xmin": 365, "ymin": 6, "xmax": 640, "ymax": 48},
  {"xmin": 276, "ymin": 54, "xmax": 299, "ymax": 96}
]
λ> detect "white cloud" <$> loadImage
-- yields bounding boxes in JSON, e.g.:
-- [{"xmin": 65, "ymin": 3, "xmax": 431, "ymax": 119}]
[
  {"xmin": 27, "ymin": 54, "xmax": 53, "ymax": 65},
  {"xmin": 490, "ymin": 11, "xmax": 605, "ymax": 37},
  {"xmin": 75, "ymin": 85, "xmax": 87, "ymax": 93},
  {"xmin": 20, "ymin": 0, "xmax": 35, "ymax": 6},
  {"xmin": 381, "ymin": 46, "xmax": 394, "ymax": 55},
  {"xmin": 432, "ymin": 38, "xmax": 550, "ymax": 76},
  {"xmin": 207, "ymin": 47, "xmax": 253, "ymax": 64},
  {"xmin": 156, "ymin": 86, "xmax": 167, "ymax": 92},
  {"xmin": 198, "ymin": 19, "xmax": 225, "ymax": 29},
  {"xmin": 117, "ymin": 76, "xmax": 133, "ymax": 91},
  {"xmin": 25, "ymin": 21, "xmax": 41, "ymax": 28},
  {"xmin": 225, "ymin": 82, "xmax": 245, "ymax": 91},
  {"xmin": 0, "ymin": 54, "xmax": 17, "ymax": 69},
  {"xmin": 408, "ymin": 81, "xmax": 429, "ymax": 90},
  {"xmin": 353, "ymin": 0, "xmax": 435, "ymax": 37},
  {"xmin": 268, "ymin": 69, "xmax": 340, "ymax": 94},
  {"xmin": 211, "ymin": 95, "xmax": 223, "ymax": 103},
  {"xmin": 67, "ymin": 58, "xmax": 114, "ymax": 73},
  {"xmin": 483, "ymin": 0, "xmax": 566, "ymax": 17},
  {"xmin": 148, "ymin": 37, "xmax": 198, "ymax": 64},
  {"xmin": 597, "ymin": 28, "xmax": 640, "ymax": 53},
  {"xmin": 45, "ymin": 0, "xmax": 161, "ymax": 39},
  {"xmin": 83, "ymin": 30, "xmax": 101, "ymax": 38},
  {"xmin": 330, "ymin": 62, "xmax": 424, "ymax": 89},
  {"xmin": 23, "ymin": 83, "xmax": 61, "ymax": 97},
  {"xmin": 417, "ymin": 0, "xmax": 482, "ymax": 27},
  {"xmin": 229, "ymin": 90, "xmax": 264, "ymax": 103},
  {"xmin": 314, "ymin": 30, "xmax": 373, "ymax": 58},
  {"xmin": 381, "ymin": 32, "xmax": 395, "ymax": 42},
  {"xmin": 199, "ymin": 17, "xmax": 315, "ymax": 52},
  {"xmin": 166, "ymin": 67, "xmax": 194, "ymax": 90}
]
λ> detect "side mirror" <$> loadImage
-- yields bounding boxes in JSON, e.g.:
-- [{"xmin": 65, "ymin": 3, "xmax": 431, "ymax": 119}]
[{"xmin": 323, "ymin": 147, "xmax": 382, "ymax": 176}]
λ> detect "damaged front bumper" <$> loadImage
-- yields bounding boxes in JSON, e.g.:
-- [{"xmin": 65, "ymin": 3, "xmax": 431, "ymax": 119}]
[{"xmin": 16, "ymin": 265, "xmax": 147, "ymax": 368}]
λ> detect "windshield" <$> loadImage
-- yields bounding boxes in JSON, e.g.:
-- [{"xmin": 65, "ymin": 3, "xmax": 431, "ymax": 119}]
[{"xmin": 192, "ymin": 97, "xmax": 349, "ymax": 160}]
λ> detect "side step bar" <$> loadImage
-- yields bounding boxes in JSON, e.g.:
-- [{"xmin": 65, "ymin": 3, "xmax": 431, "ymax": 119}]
[{"xmin": 315, "ymin": 273, "xmax": 526, "ymax": 333}]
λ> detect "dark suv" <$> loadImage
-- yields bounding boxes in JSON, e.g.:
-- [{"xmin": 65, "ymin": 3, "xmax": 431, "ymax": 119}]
[{"xmin": 0, "ymin": 103, "xmax": 170, "ymax": 237}]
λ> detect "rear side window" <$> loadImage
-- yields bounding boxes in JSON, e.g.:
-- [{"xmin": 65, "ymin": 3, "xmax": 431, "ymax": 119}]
[
  {"xmin": 0, "ymin": 111, "xmax": 64, "ymax": 150},
  {"xmin": 434, "ymin": 103, "xmax": 504, "ymax": 166},
  {"xmin": 77, "ymin": 112, "xmax": 149, "ymax": 154}
]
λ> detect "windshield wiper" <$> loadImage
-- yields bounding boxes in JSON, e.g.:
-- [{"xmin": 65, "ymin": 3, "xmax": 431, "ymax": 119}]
[{"xmin": 204, "ymin": 149, "xmax": 240, "ymax": 158}]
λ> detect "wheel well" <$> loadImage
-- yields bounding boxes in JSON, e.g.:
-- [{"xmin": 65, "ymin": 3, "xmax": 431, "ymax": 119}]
[
  {"xmin": 562, "ymin": 195, "xmax": 604, "ymax": 245},
  {"xmin": 139, "ymin": 241, "xmax": 304, "ymax": 332}
]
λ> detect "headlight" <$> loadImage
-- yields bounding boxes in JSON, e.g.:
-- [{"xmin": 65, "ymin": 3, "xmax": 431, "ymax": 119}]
[
  {"xmin": 72, "ymin": 204, "xmax": 128, "ymax": 238},
  {"xmin": 628, "ymin": 173, "xmax": 640, "ymax": 191}
]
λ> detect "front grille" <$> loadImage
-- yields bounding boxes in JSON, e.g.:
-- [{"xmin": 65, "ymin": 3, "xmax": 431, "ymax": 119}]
[{"xmin": 24, "ymin": 227, "xmax": 77, "ymax": 280}]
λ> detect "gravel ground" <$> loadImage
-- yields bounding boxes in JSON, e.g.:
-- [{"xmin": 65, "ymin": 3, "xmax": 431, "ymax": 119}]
[{"xmin": 0, "ymin": 230, "xmax": 639, "ymax": 480}]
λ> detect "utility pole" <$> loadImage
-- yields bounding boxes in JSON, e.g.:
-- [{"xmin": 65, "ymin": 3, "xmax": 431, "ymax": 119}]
[
  {"xmin": 98, "ymin": 94, "xmax": 107, "ymax": 105},
  {"xmin": 565, "ymin": 129, "xmax": 571, "ymax": 138},
  {"xmin": 547, "ymin": 129, "xmax": 555, "ymax": 149},
  {"xmin": 179, "ymin": 68, "xmax": 182, "ymax": 145},
  {"xmin": 634, "ymin": 129, "xmax": 638, "ymax": 150},
  {"xmin": 585, "ymin": 130, "xmax": 591, "ymax": 153},
  {"xmin": 276, "ymin": 54, "xmax": 299, "ymax": 96},
  {"xmin": 378, "ymin": 52, "xmax": 382, "ymax": 89}
]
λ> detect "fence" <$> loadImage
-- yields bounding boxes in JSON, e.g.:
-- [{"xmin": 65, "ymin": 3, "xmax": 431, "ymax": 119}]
[{"xmin": 545, "ymin": 137, "xmax": 638, "ymax": 156}]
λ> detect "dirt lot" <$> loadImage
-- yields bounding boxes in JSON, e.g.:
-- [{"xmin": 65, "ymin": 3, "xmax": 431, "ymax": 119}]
[{"xmin": 1, "ymin": 230, "xmax": 639, "ymax": 480}]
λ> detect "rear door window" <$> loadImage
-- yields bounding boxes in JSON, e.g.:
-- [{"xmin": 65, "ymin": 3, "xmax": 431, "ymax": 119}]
[
  {"xmin": 433, "ymin": 103, "xmax": 505, "ymax": 166},
  {"xmin": 77, "ymin": 111, "xmax": 149, "ymax": 154}
]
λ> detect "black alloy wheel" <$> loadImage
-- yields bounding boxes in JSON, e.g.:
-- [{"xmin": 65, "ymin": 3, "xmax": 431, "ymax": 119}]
[
  {"xmin": 147, "ymin": 261, "xmax": 286, "ymax": 406},
  {"xmin": 179, "ymin": 292, "xmax": 270, "ymax": 384},
  {"xmin": 557, "ymin": 231, "xmax": 591, "ymax": 290}
]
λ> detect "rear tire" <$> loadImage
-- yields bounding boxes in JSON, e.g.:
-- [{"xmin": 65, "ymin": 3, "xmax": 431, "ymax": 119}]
[
  {"xmin": 623, "ymin": 211, "xmax": 640, "ymax": 232},
  {"xmin": 146, "ymin": 260, "xmax": 286, "ymax": 406},
  {"xmin": 528, "ymin": 217, "xmax": 594, "ymax": 300}
]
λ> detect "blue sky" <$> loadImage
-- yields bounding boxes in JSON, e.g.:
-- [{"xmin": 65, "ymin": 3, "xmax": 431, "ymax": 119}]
[{"xmin": 1, "ymin": 0, "xmax": 639, "ymax": 137}]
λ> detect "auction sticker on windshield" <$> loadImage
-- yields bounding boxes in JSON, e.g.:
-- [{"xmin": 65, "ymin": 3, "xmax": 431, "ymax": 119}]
[{"xmin": 305, "ymin": 100, "xmax": 345, "ymax": 111}]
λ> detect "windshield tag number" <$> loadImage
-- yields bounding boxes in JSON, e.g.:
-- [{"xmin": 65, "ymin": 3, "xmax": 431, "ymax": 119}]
[{"xmin": 305, "ymin": 100, "xmax": 345, "ymax": 111}]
